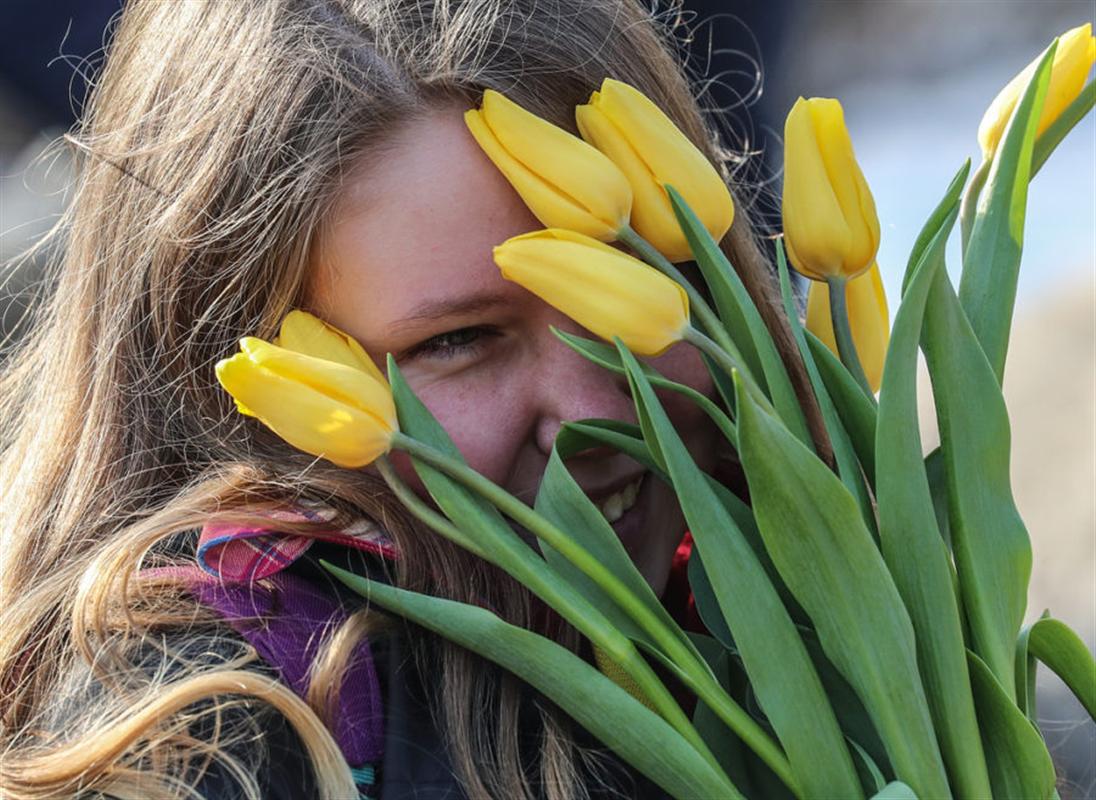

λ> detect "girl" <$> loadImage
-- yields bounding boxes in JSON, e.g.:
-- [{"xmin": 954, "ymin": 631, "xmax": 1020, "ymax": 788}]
[{"xmin": 0, "ymin": 1, "xmax": 816, "ymax": 797}]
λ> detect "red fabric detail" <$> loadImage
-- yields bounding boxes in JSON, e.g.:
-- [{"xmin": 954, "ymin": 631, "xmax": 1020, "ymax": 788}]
[
  {"xmin": 196, "ymin": 507, "xmax": 398, "ymax": 582},
  {"xmin": 660, "ymin": 531, "xmax": 706, "ymax": 635}
]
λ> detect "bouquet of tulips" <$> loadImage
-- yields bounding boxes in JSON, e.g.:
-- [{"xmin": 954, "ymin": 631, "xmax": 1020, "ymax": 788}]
[{"xmin": 217, "ymin": 24, "xmax": 1096, "ymax": 799}]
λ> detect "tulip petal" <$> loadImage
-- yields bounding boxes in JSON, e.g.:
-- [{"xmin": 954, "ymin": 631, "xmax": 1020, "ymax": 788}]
[
  {"xmin": 215, "ymin": 353, "xmax": 392, "ymax": 468},
  {"xmin": 782, "ymin": 97, "xmax": 853, "ymax": 279},
  {"xmin": 806, "ymin": 263, "xmax": 890, "ymax": 393},
  {"xmin": 465, "ymin": 108, "xmax": 620, "ymax": 240},
  {"xmin": 594, "ymin": 80, "xmax": 734, "ymax": 251},
  {"xmin": 577, "ymin": 102, "xmax": 692, "ymax": 261},
  {"xmin": 978, "ymin": 23, "xmax": 1096, "ymax": 157},
  {"xmin": 238, "ymin": 337, "xmax": 397, "ymax": 429},
  {"xmin": 277, "ymin": 310, "xmax": 386, "ymax": 384},
  {"xmin": 503, "ymin": 226, "xmax": 625, "ymax": 257},
  {"xmin": 493, "ymin": 231, "xmax": 689, "ymax": 356},
  {"xmin": 807, "ymin": 99, "xmax": 879, "ymax": 277},
  {"xmin": 1037, "ymin": 24, "xmax": 1095, "ymax": 138},
  {"xmin": 479, "ymin": 91, "xmax": 632, "ymax": 231}
]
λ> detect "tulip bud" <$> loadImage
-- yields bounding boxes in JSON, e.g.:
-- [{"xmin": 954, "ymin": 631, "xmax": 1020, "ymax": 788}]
[
  {"xmin": 978, "ymin": 23, "xmax": 1095, "ymax": 159},
  {"xmin": 806, "ymin": 262, "xmax": 890, "ymax": 393},
  {"xmin": 493, "ymin": 228, "xmax": 690, "ymax": 356},
  {"xmin": 782, "ymin": 97, "xmax": 880, "ymax": 282},
  {"xmin": 576, "ymin": 79, "xmax": 735, "ymax": 263},
  {"xmin": 464, "ymin": 90, "xmax": 632, "ymax": 241},
  {"xmin": 216, "ymin": 315, "xmax": 397, "ymax": 468}
]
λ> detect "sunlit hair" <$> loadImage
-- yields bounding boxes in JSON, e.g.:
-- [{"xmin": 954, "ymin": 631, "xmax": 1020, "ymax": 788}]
[{"xmin": 0, "ymin": 1, "xmax": 806, "ymax": 797}]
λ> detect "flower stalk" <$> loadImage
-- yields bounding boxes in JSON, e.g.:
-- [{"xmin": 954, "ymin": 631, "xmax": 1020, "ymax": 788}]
[
  {"xmin": 617, "ymin": 223, "xmax": 753, "ymax": 377},
  {"xmin": 824, "ymin": 276, "xmax": 874, "ymax": 397}
]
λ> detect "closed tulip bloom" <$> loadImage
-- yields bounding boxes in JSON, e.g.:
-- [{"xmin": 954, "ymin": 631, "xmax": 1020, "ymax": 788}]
[
  {"xmin": 782, "ymin": 97, "xmax": 880, "ymax": 282},
  {"xmin": 806, "ymin": 262, "xmax": 890, "ymax": 393},
  {"xmin": 216, "ymin": 329, "xmax": 397, "ymax": 468},
  {"xmin": 575, "ymin": 78, "xmax": 734, "ymax": 262},
  {"xmin": 493, "ymin": 228, "xmax": 690, "ymax": 356},
  {"xmin": 464, "ymin": 90, "xmax": 632, "ymax": 241},
  {"xmin": 978, "ymin": 23, "xmax": 1095, "ymax": 159}
]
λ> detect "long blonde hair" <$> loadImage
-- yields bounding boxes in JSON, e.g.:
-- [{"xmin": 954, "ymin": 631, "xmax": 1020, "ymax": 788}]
[{"xmin": 0, "ymin": 1, "xmax": 812, "ymax": 797}]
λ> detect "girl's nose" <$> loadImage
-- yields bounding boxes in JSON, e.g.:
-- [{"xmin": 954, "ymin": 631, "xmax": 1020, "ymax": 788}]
[{"xmin": 530, "ymin": 316, "xmax": 637, "ymax": 455}]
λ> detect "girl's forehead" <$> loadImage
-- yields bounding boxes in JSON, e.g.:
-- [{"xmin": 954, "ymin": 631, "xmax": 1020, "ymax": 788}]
[{"xmin": 310, "ymin": 106, "xmax": 541, "ymax": 339}]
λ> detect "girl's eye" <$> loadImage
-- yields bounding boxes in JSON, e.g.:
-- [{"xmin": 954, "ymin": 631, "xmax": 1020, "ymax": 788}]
[{"xmin": 406, "ymin": 325, "xmax": 499, "ymax": 361}]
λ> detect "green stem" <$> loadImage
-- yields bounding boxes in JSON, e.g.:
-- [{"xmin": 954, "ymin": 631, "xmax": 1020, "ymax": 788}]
[
  {"xmin": 618, "ymin": 224, "xmax": 752, "ymax": 376},
  {"xmin": 682, "ymin": 326, "xmax": 778, "ymax": 420},
  {"xmin": 387, "ymin": 431, "xmax": 795, "ymax": 790},
  {"xmin": 375, "ymin": 456, "xmax": 487, "ymax": 558},
  {"xmin": 825, "ymin": 276, "xmax": 873, "ymax": 397},
  {"xmin": 375, "ymin": 457, "xmax": 725, "ymax": 780}
]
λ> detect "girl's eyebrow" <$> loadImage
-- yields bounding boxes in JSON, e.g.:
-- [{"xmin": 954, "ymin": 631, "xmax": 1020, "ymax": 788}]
[{"xmin": 391, "ymin": 291, "xmax": 513, "ymax": 331}]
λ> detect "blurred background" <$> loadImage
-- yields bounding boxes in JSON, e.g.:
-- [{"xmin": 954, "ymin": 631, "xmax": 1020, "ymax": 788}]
[{"xmin": 1, "ymin": 0, "xmax": 1093, "ymax": 793}]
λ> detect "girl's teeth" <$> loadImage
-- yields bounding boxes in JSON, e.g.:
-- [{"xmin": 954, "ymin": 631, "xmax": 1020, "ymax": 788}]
[
  {"xmin": 602, "ymin": 493, "xmax": 624, "ymax": 523},
  {"xmin": 598, "ymin": 474, "xmax": 644, "ymax": 523}
]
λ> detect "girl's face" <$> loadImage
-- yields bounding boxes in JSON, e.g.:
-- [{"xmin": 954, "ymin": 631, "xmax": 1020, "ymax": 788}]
[{"xmin": 310, "ymin": 106, "xmax": 720, "ymax": 595}]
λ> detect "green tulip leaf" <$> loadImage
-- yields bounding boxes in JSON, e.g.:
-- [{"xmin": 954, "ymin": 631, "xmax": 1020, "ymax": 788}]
[
  {"xmin": 967, "ymin": 649, "xmax": 1056, "ymax": 800},
  {"xmin": 702, "ymin": 349, "xmax": 739, "ymax": 419},
  {"xmin": 875, "ymin": 160, "xmax": 992, "ymax": 799},
  {"xmin": 1026, "ymin": 617, "xmax": 1096, "ymax": 721},
  {"xmin": 556, "ymin": 419, "xmax": 663, "ymax": 476},
  {"xmin": 535, "ymin": 445, "xmax": 703, "ymax": 665},
  {"xmin": 798, "ymin": 628, "xmax": 890, "ymax": 780},
  {"xmin": 666, "ymin": 184, "xmax": 813, "ymax": 448},
  {"xmin": 561, "ymin": 414, "xmax": 793, "ymax": 618},
  {"xmin": 907, "ymin": 160, "xmax": 974, "ymax": 296},
  {"xmin": 870, "ymin": 782, "xmax": 918, "ymax": 800},
  {"xmin": 687, "ymin": 548, "xmax": 736, "ymax": 653},
  {"xmin": 803, "ymin": 330, "xmax": 878, "ymax": 483},
  {"xmin": 775, "ymin": 238, "xmax": 876, "ymax": 532},
  {"xmin": 848, "ymin": 739, "xmax": 887, "ymax": 795},
  {"xmin": 662, "ymin": 194, "xmax": 766, "ymax": 391},
  {"xmin": 321, "ymin": 561, "xmax": 740, "ymax": 800},
  {"xmin": 735, "ymin": 373, "xmax": 950, "ymax": 798},
  {"xmin": 616, "ymin": 339, "xmax": 863, "ymax": 799},
  {"xmin": 1014, "ymin": 610, "xmax": 1047, "ymax": 722},
  {"xmin": 552, "ymin": 326, "xmax": 737, "ymax": 447},
  {"xmin": 959, "ymin": 41, "xmax": 1056, "ymax": 382},
  {"xmin": 687, "ymin": 634, "xmax": 766, "ymax": 797},
  {"xmin": 919, "ymin": 268, "xmax": 1031, "ymax": 699}
]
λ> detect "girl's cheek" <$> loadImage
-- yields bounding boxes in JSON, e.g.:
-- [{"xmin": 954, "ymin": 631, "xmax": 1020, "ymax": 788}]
[
  {"xmin": 649, "ymin": 342, "xmax": 716, "ymax": 409},
  {"xmin": 388, "ymin": 369, "xmax": 532, "ymax": 492},
  {"xmin": 654, "ymin": 341, "xmax": 713, "ymax": 392}
]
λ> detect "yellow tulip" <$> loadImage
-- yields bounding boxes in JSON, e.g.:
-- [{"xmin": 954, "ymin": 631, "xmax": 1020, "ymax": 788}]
[
  {"xmin": 464, "ymin": 90, "xmax": 632, "ymax": 241},
  {"xmin": 493, "ymin": 228, "xmax": 690, "ymax": 356},
  {"xmin": 978, "ymin": 23, "xmax": 1095, "ymax": 159},
  {"xmin": 216, "ymin": 315, "xmax": 397, "ymax": 468},
  {"xmin": 576, "ymin": 78, "xmax": 735, "ymax": 263},
  {"xmin": 782, "ymin": 97, "xmax": 880, "ymax": 282},
  {"xmin": 806, "ymin": 262, "xmax": 890, "ymax": 393}
]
